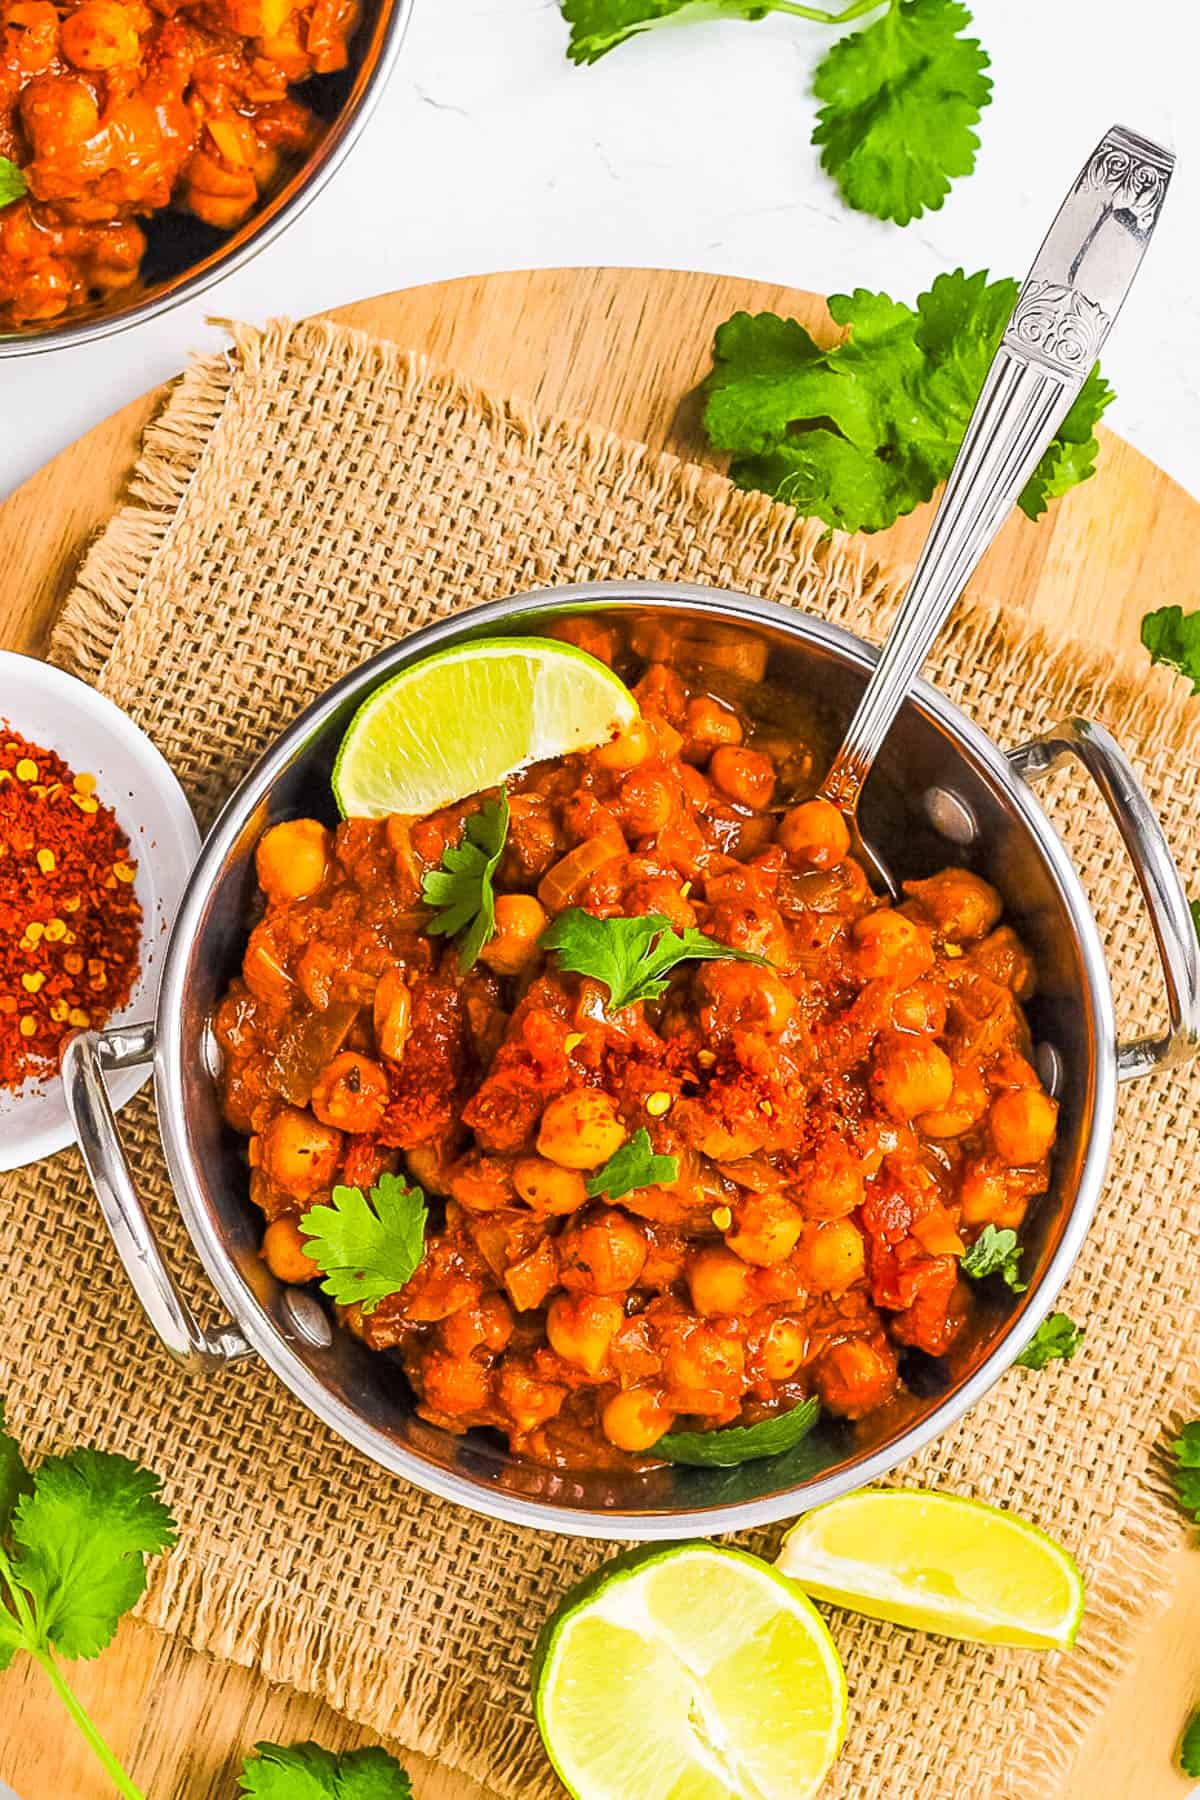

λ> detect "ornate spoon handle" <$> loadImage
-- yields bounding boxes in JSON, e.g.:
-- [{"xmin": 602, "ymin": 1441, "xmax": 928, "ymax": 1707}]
[{"xmin": 821, "ymin": 125, "xmax": 1175, "ymax": 813}]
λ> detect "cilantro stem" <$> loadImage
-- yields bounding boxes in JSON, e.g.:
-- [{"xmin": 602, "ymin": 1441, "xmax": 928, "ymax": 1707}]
[
  {"xmin": 30, "ymin": 1646, "xmax": 145, "ymax": 1800},
  {"xmin": 0, "ymin": 1544, "xmax": 143, "ymax": 1800},
  {"xmin": 768, "ymin": 0, "xmax": 889, "ymax": 21}
]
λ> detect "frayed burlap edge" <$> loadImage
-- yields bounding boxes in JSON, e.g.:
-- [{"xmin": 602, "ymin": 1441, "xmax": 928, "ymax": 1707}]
[{"xmin": 46, "ymin": 312, "xmax": 1200, "ymax": 1799}]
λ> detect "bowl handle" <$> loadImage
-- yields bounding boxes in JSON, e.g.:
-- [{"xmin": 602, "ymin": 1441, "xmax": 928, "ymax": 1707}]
[
  {"xmin": 1009, "ymin": 718, "xmax": 1200, "ymax": 1082},
  {"xmin": 61, "ymin": 1023, "xmax": 252, "ymax": 1367}
]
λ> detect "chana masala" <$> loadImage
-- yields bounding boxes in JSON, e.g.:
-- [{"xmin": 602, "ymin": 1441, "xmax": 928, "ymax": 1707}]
[
  {"xmin": 0, "ymin": 0, "xmax": 357, "ymax": 326},
  {"xmin": 214, "ymin": 622, "xmax": 1059, "ymax": 1469}
]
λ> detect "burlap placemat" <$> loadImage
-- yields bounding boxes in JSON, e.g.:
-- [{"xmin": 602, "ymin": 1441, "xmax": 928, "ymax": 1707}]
[{"xmin": 8, "ymin": 314, "xmax": 1198, "ymax": 1799}]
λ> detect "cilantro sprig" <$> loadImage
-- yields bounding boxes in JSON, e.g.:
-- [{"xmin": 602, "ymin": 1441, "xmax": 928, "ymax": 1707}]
[
  {"xmin": 240, "ymin": 1740, "xmax": 414, "ymax": 1797},
  {"xmin": 540, "ymin": 908, "xmax": 770, "ymax": 1011},
  {"xmin": 1141, "ymin": 605, "xmax": 1200, "ymax": 695},
  {"xmin": 704, "ymin": 271, "xmax": 1114, "ymax": 534},
  {"xmin": 1014, "ymin": 1312, "xmax": 1084, "ymax": 1372},
  {"xmin": 0, "ymin": 1404, "xmax": 176, "ymax": 1800},
  {"xmin": 655, "ymin": 1396, "xmax": 820, "ymax": 1466},
  {"xmin": 421, "ymin": 787, "xmax": 509, "ymax": 971},
  {"xmin": 300, "ymin": 1172, "xmax": 428, "ymax": 1313},
  {"xmin": 560, "ymin": 0, "xmax": 992, "ymax": 225},
  {"xmin": 586, "ymin": 1127, "xmax": 679, "ymax": 1200},
  {"xmin": 960, "ymin": 1224, "xmax": 1026, "ymax": 1293}
]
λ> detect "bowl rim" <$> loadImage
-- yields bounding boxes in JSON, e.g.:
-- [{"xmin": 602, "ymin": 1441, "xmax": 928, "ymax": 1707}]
[
  {"xmin": 154, "ymin": 580, "xmax": 1118, "ymax": 1537},
  {"xmin": 0, "ymin": 651, "xmax": 200, "ymax": 1170},
  {"xmin": 0, "ymin": 0, "xmax": 415, "ymax": 359}
]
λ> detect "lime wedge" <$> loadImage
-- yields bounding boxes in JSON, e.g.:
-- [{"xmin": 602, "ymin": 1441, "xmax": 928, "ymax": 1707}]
[
  {"xmin": 332, "ymin": 637, "xmax": 639, "ymax": 818},
  {"xmin": 777, "ymin": 1488, "xmax": 1084, "ymax": 1649},
  {"xmin": 533, "ymin": 1543, "xmax": 847, "ymax": 1800}
]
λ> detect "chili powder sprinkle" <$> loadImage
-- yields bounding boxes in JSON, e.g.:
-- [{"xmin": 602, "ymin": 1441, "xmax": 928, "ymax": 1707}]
[{"xmin": 0, "ymin": 729, "xmax": 141, "ymax": 1091}]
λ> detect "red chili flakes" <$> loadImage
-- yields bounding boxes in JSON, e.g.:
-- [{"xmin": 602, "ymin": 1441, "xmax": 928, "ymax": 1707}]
[{"xmin": 0, "ymin": 729, "xmax": 142, "ymax": 1090}]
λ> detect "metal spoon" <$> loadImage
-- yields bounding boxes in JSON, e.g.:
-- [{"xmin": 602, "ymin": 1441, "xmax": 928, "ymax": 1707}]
[{"xmin": 818, "ymin": 124, "xmax": 1175, "ymax": 897}]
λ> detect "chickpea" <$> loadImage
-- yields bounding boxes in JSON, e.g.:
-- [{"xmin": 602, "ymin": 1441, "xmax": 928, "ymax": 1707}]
[
  {"xmin": 989, "ymin": 1088, "xmax": 1057, "ymax": 1165},
  {"xmin": 419, "ymin": 1350, "xmax": 491, "ymax": 1418},
  {"xmin": 683, "ymin": 695, "xmax": 743, "ymax": 759},
  {"xmin": 726, "ymin": 1193, "xmax": 805, "ymax": 1266},
  {"xmin": 592, "ymin": 717, "xmax": 652, "ymax": 771},
  {"xmin": 601, "ymin": 1387, "xmax": 674, "ymax": 1453},
  {"xmin": 891, "ymin": 982, "xmax": 947, "ymax": 1034},
  {"xmin": 561, "ymin": 1208, "xmax": 647, "ymax": 1294},
  {"xmin": 871, "ymin": 1030, "xmax": 954, "ymax": 1122},
  {"xmin": 546, "ymin": 1292, "xmax": 624, "ymax": 1376},
  {"xmin": 373, "ymin": 966, "xmax": 412, "ymax": 1062},
  {"xmin": 255, "ymin": 818, "xmax": 331, "ymax": 903},
  {"xmin": 918, "ymin": 1064, "xmax": 989, "ymax": 1139},
  {"xmin": 801, "ymin": 1219, "xmax": 866, "ymax": 1294},
  {"xmin": 261, "ymin": 1106, "xmax": 343, "ymax": 1199},
  {"xmin": 777, "ymin": 798, "xmax": 850, "ymax": 870},
  {"xmin": 663, "ymin": 1321, "xmax": 744, "ymax": 1395},
  {"xmin": 480, "ymin": 893, "xmax": 549, "ymax": 976},
  {"xmin": 813, "ymin": 1338, "xmax": 896, "ymax": 1419},
  {"xmin": 61, "ymin": 0, "xmax": 140, "ymax": 68},
  {"xmin": 797, "ymin": 1154, "xmax": 864, "ymax": 1220},
  {"xmin": 709, "ymin": 746, "xmax": 775, "ymax": 810},
  {"xmin": 310, "ymin": 1052, "xmax": 389, "ymax": 1134},
  {"xmin": 698, "ymin": 960, "xmax": 794, "ymax": 1035},
  {"xmin": 536, "ymin": 1089, "xmax": 626, "ymax": 1170},
  {"xmin": 617, "ymin": 770, "xmax": 674, "ymax": 838},
  {"xmin": 959, "ymin": 1160, "xmax": 1028, "ymax": 1231},
  {"xmin": 688, "ymin": 1246, "xmax": 756, "ymax": 1316},
  {"xmin": 903, "ymin": 869, "xmax": 1003, "ymax": 945},
  {"xmin": 261, "ymin": 1215, "xmax": 316, "ymax": 1284},
  {"xmin": 497, "ymin": 1360, "xmax": 566, "ymax": 1434},
  {"xmin": 852, "ymin": 909, "xmax": 935, "ymax": 986},
  {"xmin": 761, "ymin": 1317, "xmax": 807, "ymax": 1382},
  {"xmin": 513, "ymin": 1156, "xmax": 588, "ymax": 1215},
  {"xmin": 441, "ymin": 1292, "xmax": 515, "ymax": 1357}
]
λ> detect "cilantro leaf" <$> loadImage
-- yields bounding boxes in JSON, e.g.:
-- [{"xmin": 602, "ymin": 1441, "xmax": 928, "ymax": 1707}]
[
  {"xmin": 704, "ymin": 271, "xmax": 1112, "ymax": 533},
  {"xmin": 656, "ymin": 1396, "xmax": 820, "ymax": 1465},
  {"xmin": 960, "ymin": 1224, "xmax": 1026, "ymax": 1292},
  {"xmin": 1180, "ymin": 1710, "xmax": 1200, "ymax": 1780},
  {"xmin": 240, "ymin": 1741, "xmax": 414, "ymax": 1799},
  {"xmin": 0, "ymin": 1403, "xmax": 32, "ymax": 1539},
  {"xmin": 300, "ymin": 1172, "xmax": 427, "ymax": 1313},
  {"xmin": 240, "ymin": 1742, "xmax": 413, "ymax": 1798},
  {"xmin": 1190, "ymin": 899, "xmax": 1200, "ymax": 942},
  {"xmin": 1014, "ymin": 1311, "xmax": 1084, "ymax": 1371},
  {"xmin": 1171, "ymin": 1422, "xmax": 1200, "ymax": 1526},
  {"xmin": 421, "ymin": 788, "xmax": 509, "ymax": 971},
  {"xmin": 812, "ymin": 0, "xmax": 991, "ymax": 225},
  {"xmin": 540, "ymin": 908, "xmax": 770, "ymax": 1011},
  {"xmin": 1141, "ymin": 605, "xmax": 1200, "ymax": 695},
  {"xmin": 11, "ymin": 1449, "xmax": 176, "ymax": 1660},
  {"xmin": 586, "ymin": 1127, "xmax": 679, "ymax": 1200},
  {"xmin": 0, "ymin": 157, "xmax": 27, "ymax": 209},
  {"xmin": 561, "ymin": 0, "xmax": 778, "ymax": 64}
]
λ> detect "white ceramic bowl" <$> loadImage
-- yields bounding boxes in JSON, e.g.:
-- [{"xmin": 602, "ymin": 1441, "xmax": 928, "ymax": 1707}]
[{"xmin": 0, "ymin": 653, "xmax": 199, "ymax": 1171}]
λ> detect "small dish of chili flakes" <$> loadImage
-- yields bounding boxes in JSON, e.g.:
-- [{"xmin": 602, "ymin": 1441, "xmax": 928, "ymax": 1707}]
[{"xmin": 0, "ymin": 654, "xmax": 199, "ymax": 1172}]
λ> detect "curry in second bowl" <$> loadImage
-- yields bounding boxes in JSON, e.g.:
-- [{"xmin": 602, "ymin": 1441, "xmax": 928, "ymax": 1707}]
[{"xmin": 211, "ymin": 616, "xmax": 1058, "ymax": 1473}]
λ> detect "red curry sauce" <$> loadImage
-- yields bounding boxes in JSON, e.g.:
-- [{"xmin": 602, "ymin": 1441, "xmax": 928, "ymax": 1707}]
[
  {"xmin": 0, "ymin": 0, "xmax": 357, "ymax": 325},
  {"xmin": 214, "ymin": 620, "xmax": 1058, "ymax": 1470}
]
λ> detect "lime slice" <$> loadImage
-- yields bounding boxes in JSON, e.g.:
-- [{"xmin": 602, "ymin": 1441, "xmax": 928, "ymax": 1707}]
[
  {"xmin": 777, "ymin": 1488, "xmax": 1084, "ymax": 1649},
  {"xmin": 533, "ymin": 1543, "xmax": 847, "ymax": 1800},
  {"xmin": 332, "ymin": 637, "xmax": 639, "ymax": 818}
]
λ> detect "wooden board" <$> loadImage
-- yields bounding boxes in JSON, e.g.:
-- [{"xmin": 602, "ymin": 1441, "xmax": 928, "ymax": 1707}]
[{"xmin": 0, "ymin": 266, "xmax": 1197, "ymax": 1800}]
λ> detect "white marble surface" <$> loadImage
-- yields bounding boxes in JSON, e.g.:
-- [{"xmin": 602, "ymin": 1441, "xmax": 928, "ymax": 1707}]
[{"xmin": 1, "ymin": 0, "xmax": 1197, "ymax": 502}]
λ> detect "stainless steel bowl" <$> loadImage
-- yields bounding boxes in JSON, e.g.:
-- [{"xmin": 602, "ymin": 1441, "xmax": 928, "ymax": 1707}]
[
  {"xmin": 0, "ymin": 0, "xmax": 413, "ymax": 357},
  {"xmin": 63, "ymin": 582, "xmax": 1200, "ymax": 1537}
]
